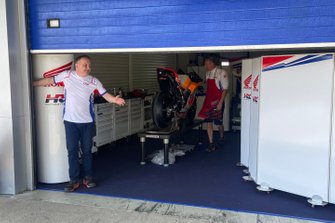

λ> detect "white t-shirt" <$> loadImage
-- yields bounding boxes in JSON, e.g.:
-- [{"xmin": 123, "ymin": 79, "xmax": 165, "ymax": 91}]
[
  {"xmin": 205, "ymin": 67, "xmax": 229, "ymax": 91},
  {"xmin": 53, "ymin": 70, "xmax": 107, "ymax": 123}
]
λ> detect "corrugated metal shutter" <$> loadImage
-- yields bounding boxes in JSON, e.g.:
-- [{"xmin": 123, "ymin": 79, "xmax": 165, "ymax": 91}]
[
  {"xmin": 86, "ymin": 54, "xmax": 129, "ymax": 92},
  {"xmin": 30, "ymin": 1, "xmax": 335, "ymax": 51},
  {"xmin": 132, "ymin": 53, "xmax": 176, "ymax": 93}
]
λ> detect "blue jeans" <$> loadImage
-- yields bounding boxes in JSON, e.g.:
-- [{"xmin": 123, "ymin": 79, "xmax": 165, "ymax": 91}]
[{"xmin": 64, "ymin": 121, "xmax": 94, "ymax": 182}]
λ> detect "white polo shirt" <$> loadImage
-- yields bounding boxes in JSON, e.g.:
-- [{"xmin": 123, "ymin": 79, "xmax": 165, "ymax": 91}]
[
  {"xmin": 205, "ymin": 67, "xmax": 229, "ymax": 91},
  {"xmin": 54, "ymin": 70, "xmax": 107, "ymax": 123}
]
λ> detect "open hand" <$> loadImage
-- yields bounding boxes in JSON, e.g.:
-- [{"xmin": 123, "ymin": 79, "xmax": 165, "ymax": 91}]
[{"xmin": 114, "ymin": 95, "xmax": 126, "ymax": 106}]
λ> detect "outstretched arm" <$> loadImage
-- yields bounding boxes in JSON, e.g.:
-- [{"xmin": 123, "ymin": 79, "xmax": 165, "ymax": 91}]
[
  {"xmin": 33, "ymin": 77, "xmax": 54, "ymax": 87},
  {"xmin": 103, "ymin": 92, "xmax": 126, "ymax": 106}
]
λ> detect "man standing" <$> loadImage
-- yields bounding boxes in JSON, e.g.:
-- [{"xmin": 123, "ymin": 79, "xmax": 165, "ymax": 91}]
[
  {"xmin": 33, "ymin": 55, "xmax": 125, "ymax": 192},
  {"xmin": 198, "ymin": 56, "xmax": 229, "ymax": 152}
]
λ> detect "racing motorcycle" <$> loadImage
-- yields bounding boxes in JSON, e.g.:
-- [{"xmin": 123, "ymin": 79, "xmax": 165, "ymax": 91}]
[{"xmin": 152, "ymin": 67, "xmax": 203, "ymax": 129}]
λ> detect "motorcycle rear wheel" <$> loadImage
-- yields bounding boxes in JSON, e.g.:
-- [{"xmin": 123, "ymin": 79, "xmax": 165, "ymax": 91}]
[{"xmin": 152, "ymin": 91, "xmax": 175, "ymax": 129}]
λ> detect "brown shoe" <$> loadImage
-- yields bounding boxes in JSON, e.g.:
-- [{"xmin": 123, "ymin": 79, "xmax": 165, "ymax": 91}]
[
  {"xmin": 83, "ymin": 176, "xmax": 96, "ymax": 188},
  {"xmin": 64, "ymin": 181, "xmax": 80, "ymax": 192}
]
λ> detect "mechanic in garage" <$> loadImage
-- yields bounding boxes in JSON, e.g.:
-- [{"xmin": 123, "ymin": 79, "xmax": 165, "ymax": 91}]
[{"xmin": 198, "ymin": 55, "xmax": 229, "ymax": 152}]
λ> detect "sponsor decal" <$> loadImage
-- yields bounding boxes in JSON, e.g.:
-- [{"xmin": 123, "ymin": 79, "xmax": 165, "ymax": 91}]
[
  {"xmin": 42, "ymin": 62, "xmax": 72, "ymax": 104},
  {"xmin": 243, "ymin": 74, "xmax": 252, "ymax": 90},
  {"xmin": 262, "ymin": 54, "xmax": 333, "ymax": 72},
  {"xmin": 43, "ymin": 61, "xmax": 72, "ymax": 87},
  {"xmin": 262, "ymin": 56, "xmax": 293, "ymax": 70},
  {"xmin": 253, "ymin": 75, "xmax": 259, "ymax": 92},
  {"xmin": 43, "ymin": 62, "xmax": 72, "ymax": 78},
  {"xmin": 243, "ymin": 93, "xmax": 251, "ymax": 99},
  {"xmin": 252, "ymin": 96, "xmax": 259, "ymax": 103},
  {"xmin": 45, "ymin": 93, "xmax": 65, "ymax": 105}
]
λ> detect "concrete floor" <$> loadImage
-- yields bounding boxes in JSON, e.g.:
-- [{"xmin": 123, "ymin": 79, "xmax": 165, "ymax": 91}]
[{"xmin": 0, "ymin": 190, "xmax": 323, "ymax": 223}]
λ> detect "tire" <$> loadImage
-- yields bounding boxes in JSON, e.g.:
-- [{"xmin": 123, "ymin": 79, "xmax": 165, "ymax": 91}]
[{"xmin": 152, "ymin": 91, "xmax": 175, "ymax": 129}]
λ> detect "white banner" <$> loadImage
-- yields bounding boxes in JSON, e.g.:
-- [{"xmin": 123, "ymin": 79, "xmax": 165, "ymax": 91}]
[{"xmin": 257, "ymin": 54, "xmax": 334, "ymax": 201}]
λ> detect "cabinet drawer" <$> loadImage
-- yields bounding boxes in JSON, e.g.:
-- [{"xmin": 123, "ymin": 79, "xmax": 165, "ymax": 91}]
[
  {"xmin": 114, "ymin": 106, "xmax": 128, "ymax": 112},
  {"xmin": 96, "ymin": 115, "xmax": 113, "ymax": 124},
  {"xmin": 131, "ymin": 102, "xmax": 141, "ymax": 108},
  {"xmin": 96, "ymin": 110, "xmax": 113, "ymax": 117},
  {"xmin": 130, "ymin": 113, "xmax": 142, "ymax": 120},
  {"xmin": 115, "ymin": 113, "xmax": 128, "ymax": 119},
  {"xmin": 95, "ymin": 103, "xmax": 113, "ymax": 111},
  {"xmin": 115, "ymin": 116, "xmax": 128, "ymax": 124},
  {"xmin": 95, "ymin": 132, "xmax": 113, "ymax": 147},
  {"xmin": 96, "ymin": 123, "xmax": 113, "ymax": 131}
]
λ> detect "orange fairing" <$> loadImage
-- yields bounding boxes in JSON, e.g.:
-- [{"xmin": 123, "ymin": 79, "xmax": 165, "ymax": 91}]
[
  {"xmin": 179, "ymin": 76, "xmax": 200, "ymax": 94},
  {"xmin": 180, "ymin": 77, "xmax": 191, "ymax": 89},
  {"xmin": 188, "ymin": 82, "xmax": 200, "ymax": 94}
]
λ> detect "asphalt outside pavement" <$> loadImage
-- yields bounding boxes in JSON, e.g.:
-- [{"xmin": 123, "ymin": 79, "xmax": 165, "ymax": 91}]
[{"xmin": 0, "ymin": 190, "xmax": 323, "ymax": 223}]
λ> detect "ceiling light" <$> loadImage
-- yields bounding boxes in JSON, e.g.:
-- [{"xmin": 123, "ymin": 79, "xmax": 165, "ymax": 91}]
[{"xmin": 221, "ymin": 60, "xmax": 230, "ymax": 66}]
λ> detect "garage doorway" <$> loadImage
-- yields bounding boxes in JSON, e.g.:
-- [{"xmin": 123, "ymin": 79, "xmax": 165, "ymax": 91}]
[{"xmin": 34, "ymin": 49, "xmax": 335, "ymax": 222}]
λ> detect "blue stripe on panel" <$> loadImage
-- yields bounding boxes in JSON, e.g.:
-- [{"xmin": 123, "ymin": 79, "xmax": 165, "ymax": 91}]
[{"xmin": 263, "ymin": 54, "xmax": 333, "ymax": 71}]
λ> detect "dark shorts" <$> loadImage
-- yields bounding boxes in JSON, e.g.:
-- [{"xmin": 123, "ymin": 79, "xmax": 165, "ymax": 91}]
[{"xmin": 205, "ymin": 103, "xmax": 225, "ymax": 125}]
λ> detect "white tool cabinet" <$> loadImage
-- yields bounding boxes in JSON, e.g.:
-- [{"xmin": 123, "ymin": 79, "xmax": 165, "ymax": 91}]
[{"xmin": 93, "ymin": 98, "xmax": 145, "ymax": 148}]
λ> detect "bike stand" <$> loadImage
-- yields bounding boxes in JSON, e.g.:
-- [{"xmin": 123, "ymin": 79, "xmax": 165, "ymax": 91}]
[{"xmin": 138, "ymin": 120, "xmax": 204, "ymax": 166}]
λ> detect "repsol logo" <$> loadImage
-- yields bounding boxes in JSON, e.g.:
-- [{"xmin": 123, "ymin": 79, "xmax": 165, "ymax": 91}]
[{"xmin": 45, "ymin": 94, "xmax": 65, "ymax": 104}]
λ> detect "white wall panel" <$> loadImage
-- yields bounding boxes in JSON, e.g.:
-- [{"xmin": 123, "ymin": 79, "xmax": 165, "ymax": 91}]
[
  {"xmin": 0, "ymin": 0, "xmax": 33, "ymax": 194},
  {"xmin": 248, "ymin": 58, "xmax": 261, "ymax": 181},
  {"xmin": 240, "ymin": 59, "xmax": 253, "ymax": 167},
  {"xmin": 0, "ymin": 1, "xmax": 12, "ymax": 119},
  {"xmin": 257, "ymin": 54, "xmax": 333, "ymax": 201},
  {"xmin": 330, "ymin": 64, "xmax": 335, "ymax": 204},
  {"xmin": 0, "ymin": 117, "xmax": 15, "ymax": 194}
]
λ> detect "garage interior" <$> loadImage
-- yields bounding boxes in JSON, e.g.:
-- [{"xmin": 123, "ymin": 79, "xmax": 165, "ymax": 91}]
[{"xmin": 36, "ymin": 50, "xmax": 335, "ymax": 222}]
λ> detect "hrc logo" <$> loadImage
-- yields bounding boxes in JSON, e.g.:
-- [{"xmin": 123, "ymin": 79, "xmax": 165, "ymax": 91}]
[
  {"xmin": 243, "ymin": 93, "xmax": 251, "ymax": 99},
  {"xmin": 45, "ymin": 94, "xmax": 65, "ymax": 104}
]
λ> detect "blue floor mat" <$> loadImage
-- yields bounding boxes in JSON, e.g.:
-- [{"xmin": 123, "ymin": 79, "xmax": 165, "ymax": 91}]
[{"xmin": 38, "ymin": 131, "xmax": 335, "ymax": 223}]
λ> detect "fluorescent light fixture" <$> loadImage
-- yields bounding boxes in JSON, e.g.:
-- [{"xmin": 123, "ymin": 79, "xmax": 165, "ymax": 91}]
[
  {"xmin": 47, "ymin": 19, "xmax": 60, "ymax": 28},
  {"xmin": 221, "ymin": 60, "xmax": 230, "ymax": 66}
]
